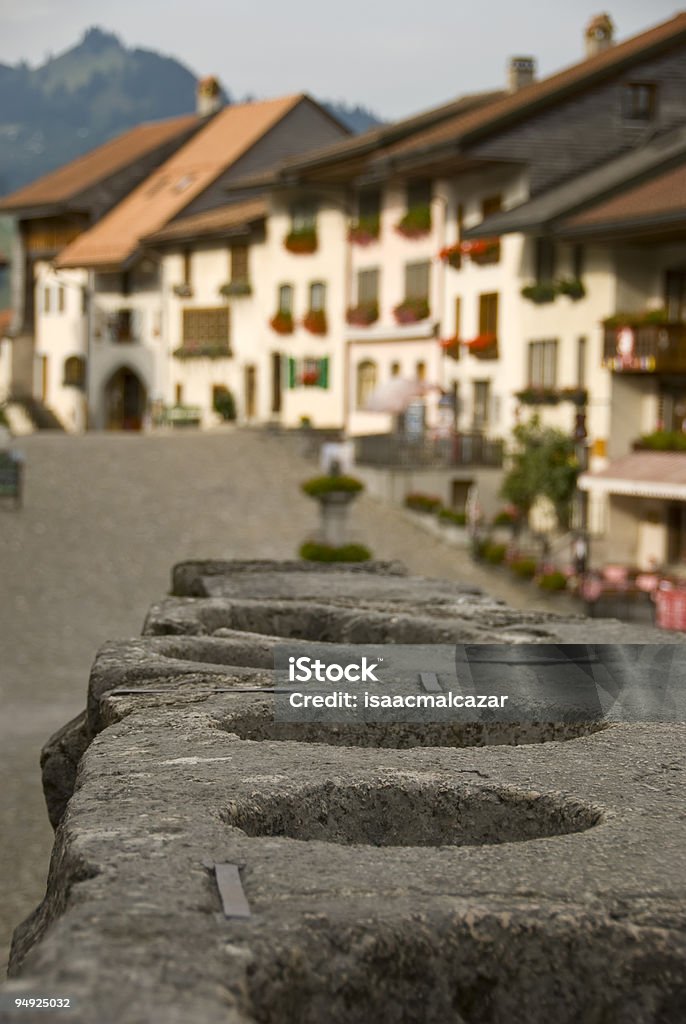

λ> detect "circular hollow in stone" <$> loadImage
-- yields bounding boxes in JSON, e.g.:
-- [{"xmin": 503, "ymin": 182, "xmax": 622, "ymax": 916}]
[
  {"xmin": 220, "ymin": 706, "xmax": 607, "ymax": 748},
  {"xmin": 225, "ymin": 779, "xmax": 601, "ymax": 847}
]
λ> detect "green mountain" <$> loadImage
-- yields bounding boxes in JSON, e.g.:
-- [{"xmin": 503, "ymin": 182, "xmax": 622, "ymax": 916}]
[{"xmin": 0, "ymin": 27, "xmax": 382, "ymax": 197}]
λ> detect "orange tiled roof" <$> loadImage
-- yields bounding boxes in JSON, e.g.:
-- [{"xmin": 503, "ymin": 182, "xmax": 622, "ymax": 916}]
[
  {"xmin": 57, "ymin": 95, "xmax": 303, "ymax": 269},
  {"xmin": 563, "ymin": 160, "xmax": 686, "ymax": 229},
  {"xmin": 144, "ymin": 198, "xmax": 266, "ymax": 243},
  {"xmin": 0, "ymin": 115, "xmax": 200, "ymax": 212}
]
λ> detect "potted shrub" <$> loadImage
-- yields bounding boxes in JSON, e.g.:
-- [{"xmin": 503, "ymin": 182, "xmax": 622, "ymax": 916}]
[
  {"xmin": 301, "ymin": 473, "xmax": 368, "ymax": 557},
  {"xmin": 537, "ymin": 570, "xmax": 568, "ymax": 592},
  {"xmin": 438, "ymin": 243, "xmax": 462, "ymax": 269},
  {"xmin": 299, "ymin": 541, "xmax": 371, "ymax": 562},
  {"xmin": 393, "ymin": 297, "xmax": 430, "ymax": 324},
  {"xmin": 212, "ymin": 387, "xmax": 237, "ymax": 422},
  {"xmin": 404, "ymin": 493, "xmax": 442, "ymax": 514},
  {"xmin": 509, "ymin": 556, "xmax": 538, "ymax": 580}
]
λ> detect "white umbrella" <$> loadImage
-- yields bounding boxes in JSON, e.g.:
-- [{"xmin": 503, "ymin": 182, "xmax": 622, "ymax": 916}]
[{"xmin": 364, "ymin": 378, "xmax": 433, "ymax": 413}]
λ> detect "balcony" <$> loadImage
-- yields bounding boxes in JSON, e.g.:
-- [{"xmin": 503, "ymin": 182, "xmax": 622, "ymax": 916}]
[
  {"xmin": 354, "ymin": 431, "xmax": 504, "ymax": 469},
  {"xmin": 95, "ymin": 309, "xmax": 142, "ymax": 344},
  {"xmin": 602, "ymin": 321, "xmax": 686, "ymax": 373}
]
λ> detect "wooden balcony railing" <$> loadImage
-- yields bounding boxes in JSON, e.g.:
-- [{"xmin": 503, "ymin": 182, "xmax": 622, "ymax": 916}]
[{"xmin": 602, "ymin": 322, "xmax": 686, "ymax": 372}]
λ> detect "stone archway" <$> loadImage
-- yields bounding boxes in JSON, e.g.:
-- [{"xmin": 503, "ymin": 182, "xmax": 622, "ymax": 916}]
[{"xmin": 104, "ymin": 366, "xmax": 147, "ymax": 431}]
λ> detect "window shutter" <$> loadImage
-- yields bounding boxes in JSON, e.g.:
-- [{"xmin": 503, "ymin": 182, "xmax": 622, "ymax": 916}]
[
  {"xmin": 288, "ymin": 357, "xmax": 297, "ymax": 389},
  {"xmin": 318, "ymin": 357, "xmax": 329, "ymax": 389}
]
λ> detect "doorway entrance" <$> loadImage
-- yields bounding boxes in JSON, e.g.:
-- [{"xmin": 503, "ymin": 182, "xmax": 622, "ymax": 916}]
[
  {"xmin": 104, "ymin": 367, "xmax": 146, "ymax": 430},
  {"xmin": 244, "ymin": 365, "xmax": 257, "ymax": 421}
]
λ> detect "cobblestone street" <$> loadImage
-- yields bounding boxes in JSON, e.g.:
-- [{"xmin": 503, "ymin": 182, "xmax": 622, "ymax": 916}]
[{"xmin": 0, "ymin": 429, "xmax": 579, "ymax": 970}]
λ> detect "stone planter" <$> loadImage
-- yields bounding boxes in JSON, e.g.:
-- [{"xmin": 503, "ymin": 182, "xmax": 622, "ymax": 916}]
[{"xmin": 318, "ymin": 490, "xmax": 358, "ymax": 547}]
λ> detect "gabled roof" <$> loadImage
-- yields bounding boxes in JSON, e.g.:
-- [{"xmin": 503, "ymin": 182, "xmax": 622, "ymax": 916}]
[
  {"xmin": 57, "ymin": 95, "xmax": 303, "ymax": 269},
  {"xmin": 227, "ymin": 89, "xmax": 505, "ymax": 188},
  {"xmin": 462, "ymin": 125, "xmax": 686, "ymax": 238},
  {"xmin": 368, "ymin": 11, "xmax": 686, "ymax": 169},
  {"xmin": 580, "ymin": 452, "xmax": 686, "ymax": 500},
  {"xmin": 0, "ymin": 114, "xmax": 200, "ymax": 214},
  {"xmin": 144, "ymin": 197, "xmax": 266, "ymax": 244},
  {"xmin": 561, "ymin": 158, "xmax": 686, "ymax": 236},
  {"xmin": 251, "ymin": 10, "xmax": 686, "ymax": 187}
]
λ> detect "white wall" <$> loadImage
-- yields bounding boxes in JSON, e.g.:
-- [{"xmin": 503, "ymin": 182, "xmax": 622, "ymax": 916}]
[{"xmin": 33, "ymin": 262, "xmax": 88, "ymax": 432}]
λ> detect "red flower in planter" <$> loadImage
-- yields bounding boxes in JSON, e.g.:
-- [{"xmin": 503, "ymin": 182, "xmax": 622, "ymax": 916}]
[
  {"xmin": 303, "ymin": 310, "xmax": 327, "ymax": 335},
  {"xmin": 439, "ymin": 335, "xmax": 461, "ymax": 360},
  {"xmin": 463, "ymin": 333, "xmax": 497, "ymax": 353},
  {"xmin": 348, "ymin": 215, "xmax": 380, "ymax": 246},
  {"xmin": 301, "ymin": 369, "xmax": 320, "ymax": 386},
  {"xmin": 270, "ymin": 311, "xmax": 294, "ymax": 334},
  {"xmin": 284, "ymin": 229, "xmax": 318, "ymax": 254},
  {"xmin": 393, "ymin": 298, "xmax": 430, "ymax": 325},
  {"xmin": 346, "ymin": 302, "xmax": 379, "ymax": 327},
  {"xmin": 438, "ymin": 243, "xmax": 462, "ymax": 268},
  {"xmin": 458, "ymin": 238, "xmax": 500, "ymax": 263}
]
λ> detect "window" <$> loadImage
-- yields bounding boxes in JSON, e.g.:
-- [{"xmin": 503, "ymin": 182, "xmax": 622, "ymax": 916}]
[
  {"xmin": 290, "ymin": 202, "xmax": 317, "ymax": 232},
  {"xmin": 416, "ymin": 361, "xmax": 426, "ymax": 381},
  {"xmin": 407, "ymin": 179, "xmax": 432, "ymax": 209},
  {"xmin": 182, "ymin": 307, "xmax": 230, "ymax": 348},
  {"xmin": 452, "ymin": 203, "xmax": 464, "ymax": 268},
  {"xmin": 528, "ymin": 340, "xmax": 558, "ymax": 388},
  {"xmin": 356, "ymin": 360, "xmax": 377, "ymax": 409},
  {"xmin": 577, "ymin": 336, "xmax": 587, "ymax": 388},
  {"xmin": 572, "ymin": 244, "xmax": 585, "ymax": 281},
  {"xmin": 482, "ymin": 194, "xmax": 502, "ymax": 218},
  {"xmin": 405, "ymin": 261, "xmax": 430, "ymax": 300},
  {"xmin": 357, "ymin": 268, "xmax": 379, "ymax": 305},
  {"xmin": 278, "ymin": 284, "xmax": 293, "ymax": 314},
  {"xmin": 182, "ymin": 250, "xmax": 192, "ymax": 286},
  {"xmin": 535, "ymin": 238, "xmax": 556, "ymax": 283},
  {"xmin": 309, "ymin": 282, "xmax": 326, "ymax": 312},
  {"xmin": 105, "ymin": 309, "xmax": 141, "ymax": 343},
  {"xmin": 57, "ymin": 286, "xmax": 65, "ymax": 313},
  {"xmin": 231, "ymin": 244, "xmax": 249, "ymax": 283},
  {"xmin": 43, "ymin": 287, "xmax": 51, "ymax": 314},
  {"xmin": 175, "ymin": 383, "xmax": 183, "ymax": 405},
  {"xmin": 391, "ymin": 361, "xmax": 401, "ymax": 377},
  {"xmin": 358, "ymin": 189, "xmax": 381, "ymax": 220},
  {"xmin": 63, "ymin": 355, "xmax": 85, "ymax": 388},
  {"xmin": 473, "ymin": 380, "xmax": 490, "ymax": 430},
  {"xmin": 454, "ymin": 296, "xmax": 462, "ymax": 337},
  {"xmin": 478, "ymin": 292, "xmax": 499, "ymax": 337},
  {"xmin": 623, "ymin": 83, "xmax": 657, "ymax": 121}
]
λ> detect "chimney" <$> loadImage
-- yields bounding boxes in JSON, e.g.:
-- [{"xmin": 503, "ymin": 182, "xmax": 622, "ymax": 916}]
[
  {"xmin": 196, "ymin": 75, "xmax": 222, "ymax": 117},
  {"xmin": 585, "ymin": 13, "xmax": 615, "ymax": 58},
  {"xmin": 507, "ymin": 56, "xmax": 537, "ymax": 92}
]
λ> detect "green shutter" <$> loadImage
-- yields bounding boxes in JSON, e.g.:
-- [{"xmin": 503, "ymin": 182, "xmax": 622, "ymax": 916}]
[
  {"xmin": 288, "ymin": 357, "xmax": 297, "ymax": 389},
  {"xmin": 318, "ymin": 357, "xmax": 329, "ymax": 389}
]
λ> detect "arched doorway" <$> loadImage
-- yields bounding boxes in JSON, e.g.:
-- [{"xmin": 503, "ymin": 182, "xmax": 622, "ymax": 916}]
[{"xmin": 104, "ymin": 367, "xmax": 147, "ymax": 430}]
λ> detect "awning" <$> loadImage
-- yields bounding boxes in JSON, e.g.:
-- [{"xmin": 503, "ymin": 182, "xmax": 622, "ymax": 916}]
[{"xmin": 579, "ymin": 451, "xmax": 686, "ymax": 501}]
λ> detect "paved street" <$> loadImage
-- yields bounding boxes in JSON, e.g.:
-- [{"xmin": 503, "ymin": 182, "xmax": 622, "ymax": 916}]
[{"xmin": 0, "ymin": 428, "xmax": 578, "ymax": 971}]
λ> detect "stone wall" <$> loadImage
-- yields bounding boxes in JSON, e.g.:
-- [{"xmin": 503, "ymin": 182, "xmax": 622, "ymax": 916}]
[{"xmin": 2, "ymin": 561, "xmax": 685, "ymax": 1023}]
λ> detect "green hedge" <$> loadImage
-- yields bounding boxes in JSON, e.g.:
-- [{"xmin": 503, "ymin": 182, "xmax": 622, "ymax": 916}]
[
  {"xmin": 538, "ymin": 571, "xmax": 568, "ymax": 591},
  {"xmin": 300, "ymin": 542, "xmax": 372, "ymax": 562}
]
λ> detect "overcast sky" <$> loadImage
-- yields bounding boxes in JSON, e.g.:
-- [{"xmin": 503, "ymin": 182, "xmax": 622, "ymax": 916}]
[{"xmin": 1, "ymin": 1, "xmax": 682, "ymax": 119}]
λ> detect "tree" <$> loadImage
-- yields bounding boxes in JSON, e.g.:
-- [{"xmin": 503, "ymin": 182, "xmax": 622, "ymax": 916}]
[{"xmin": 501, "ymin": 416, "xmax": 579, "ymax": 531}]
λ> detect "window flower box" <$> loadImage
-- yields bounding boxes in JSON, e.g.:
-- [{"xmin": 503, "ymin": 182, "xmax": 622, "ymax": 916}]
[
  {"xmin": 521, "ymin": 282, "xmax": 557, "ymax": 304},
  {"xmin": 172, "ymin": 342, "xmax": 232, "ymax": 360},
  {"xmin": 270, "ymin": 310, "xmax": 294, "ymax": 335},
  {"xmin": 439, "ymin": 336, "xmax": 461, "ymax": 360},
  {"xmin": 303, "ymin": 309, "xmax": 327, "ymax": 335},
  {"xmin": 219, "ymin": 280, "xmax": 252, "ymax": 297},
  {"xmin": 393, "ymin": 297, "xmax": 430, "ymax": 324},
  {"xmin": 438, "ymin": 243, "xmax": 462, "ymax": 269},
  {"xmin": 515, "ymin": 387, "xmax": 588, "ymax": 407},
  {"xmin": 348, "ymin": 215, "xmax": 380, "ymax": 245},
  {"xmin": 346, "ymin": 302, "xmax": 379, "ymax": 326},
  {"xmin": 395, "ymin": 205, "xmax": 431, "ymax": 239},
  {"xmin": 463, "ymin": 332, "xmax": 498, "ymax": 358},
  {"xmin": 557, "ymin": 278, "xmax": 585, "ymax": 300},
  {"xmin": 284, "ymin": 228, "xmax": 318, "ymax": 254},
  {"xmin": 301, "ymin": 369, "xmax": 320, "ymax": 386},
  {"xmin": 460, "ymin": 238, "xmax": 500, "ymax": 264},
  {"xmin": 172, "ymin": 283, "xmax": 193, "ymax": 298}
]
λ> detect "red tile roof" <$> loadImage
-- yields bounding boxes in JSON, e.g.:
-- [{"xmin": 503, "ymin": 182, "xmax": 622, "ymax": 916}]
[
  {"xmin": 0, "ymin": 115, "xmax": 200, "ymax": 212},
  {"xmin": 57, "ymin": 96, "xmax": 302, "ymax": 269},
  {"xmin": 564, "ymin": 160, "xmax": 686, "ymax": 229}
]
